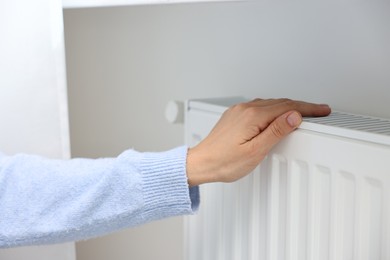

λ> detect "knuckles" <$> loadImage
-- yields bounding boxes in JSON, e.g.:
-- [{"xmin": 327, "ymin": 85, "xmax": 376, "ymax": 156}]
[
  {"xmin": 243, "ymin": 106, "xmax": 261, "ymax": 119},
  {"xmin": 230, "ymin": 102, "xmax": 249, "ymax": 112}
]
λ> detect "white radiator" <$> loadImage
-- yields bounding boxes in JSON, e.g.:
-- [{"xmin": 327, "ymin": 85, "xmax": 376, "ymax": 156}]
[{"xmin": 184, "ymin": 97, "xmax": 390, "ymax": 260}]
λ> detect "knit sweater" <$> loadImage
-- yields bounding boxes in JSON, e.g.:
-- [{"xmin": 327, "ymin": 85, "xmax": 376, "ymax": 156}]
[{"xmin": 0, "ymin": 146, "xmax": 199, "ymax": 248}]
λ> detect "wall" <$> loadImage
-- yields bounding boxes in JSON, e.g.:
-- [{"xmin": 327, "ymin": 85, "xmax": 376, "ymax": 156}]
[
  {"xmin": 63, "ymin": 1, "xmax": 390, "ymax": 259},
  {"xmin": 0, "ymin": 0, "xmax": 70, "ymax": 157}
]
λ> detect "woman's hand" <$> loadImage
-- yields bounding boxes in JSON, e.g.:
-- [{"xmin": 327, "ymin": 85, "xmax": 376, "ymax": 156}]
[{"xmin": 186, "ymin": 98, "xmax": 331, "ymax": 186}]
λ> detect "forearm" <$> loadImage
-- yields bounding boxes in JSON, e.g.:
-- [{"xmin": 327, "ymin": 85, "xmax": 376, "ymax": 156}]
[{"xmin": 0, "ymin": 146, "xmax": 199, "ymax": 248}]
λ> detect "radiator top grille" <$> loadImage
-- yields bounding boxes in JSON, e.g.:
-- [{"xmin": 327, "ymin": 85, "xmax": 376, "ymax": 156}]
[
  {"xmin": 302, "ymin": 111, "xmax": 390, "ymax": 146},
  {"xmin": 188, "ymin": 98, "xmax": 390, "ymax": 146},
  {"xmin": 304, "ymin": 112, "xmax": 390, "ymax": 136}
]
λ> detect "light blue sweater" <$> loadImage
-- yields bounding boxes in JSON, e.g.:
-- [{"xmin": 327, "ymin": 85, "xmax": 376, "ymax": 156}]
[{"xmin": 0, "ymin": 146, "xmax": 199, "ymax": 248}]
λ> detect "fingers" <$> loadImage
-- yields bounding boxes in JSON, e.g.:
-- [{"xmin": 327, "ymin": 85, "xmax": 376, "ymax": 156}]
[
  {"xmin": 253, "ymin": 110, "xmax": 302, "ymax": 154},
  {"xmin": 274, "ymin": 100, "xmax": 331, "ymax": 117},
  {"xmin": 249, "ymin": 98, "xmax": 331, "ymax": 119}
]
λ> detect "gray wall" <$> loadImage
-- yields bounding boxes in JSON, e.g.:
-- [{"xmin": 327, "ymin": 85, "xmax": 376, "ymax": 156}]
[{"xmin": 63, "ymin": 1, "xmax": 390, "ymax": 259}]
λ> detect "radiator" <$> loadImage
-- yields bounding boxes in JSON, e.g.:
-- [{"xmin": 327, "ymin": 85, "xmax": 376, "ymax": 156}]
[{"xmin": 184, "ymin": 97, "xmax": 390, "ymax": 260}]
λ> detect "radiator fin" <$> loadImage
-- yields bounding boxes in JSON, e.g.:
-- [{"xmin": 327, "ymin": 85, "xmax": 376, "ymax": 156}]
[
  {"xmin": 308, "ymin": 166, "xmax": 331, "ymax": 260},
  {"xmin": 337, "ymin": 171, "xmax": 356, "ymax": 260}
]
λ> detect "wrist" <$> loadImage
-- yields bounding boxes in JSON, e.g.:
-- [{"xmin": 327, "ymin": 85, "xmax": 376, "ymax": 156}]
[{"xmin": 186, "ymin": 146, "xmax": 218, "ymax": 187}]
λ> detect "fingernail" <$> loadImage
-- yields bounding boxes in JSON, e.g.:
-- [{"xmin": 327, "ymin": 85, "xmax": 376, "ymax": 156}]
[{"xmin": 287, "ymin": 112, "xmax": 302, "ymax": 127}]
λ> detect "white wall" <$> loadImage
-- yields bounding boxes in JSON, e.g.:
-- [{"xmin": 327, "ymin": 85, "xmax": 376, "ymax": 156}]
[
  {"xmin": 0, "ymin": 0, "xmax": 74, "ymax": 259},
  {"xmin": 0, "ymin": 0, "xmax": 70, "ymax": 157},
  {"xmin": 63, "ymin": 1, "xmax": 390, "ymax": 259}
]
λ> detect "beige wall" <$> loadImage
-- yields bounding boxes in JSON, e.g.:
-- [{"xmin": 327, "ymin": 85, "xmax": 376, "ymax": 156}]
[{"xmin": 63, "ymin": 1, "xmax": 390, "ymax": 259}]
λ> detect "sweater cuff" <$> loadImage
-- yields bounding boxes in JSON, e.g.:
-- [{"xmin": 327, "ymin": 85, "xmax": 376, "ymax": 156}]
[{"xmin": 140, "ymin": 146, "xmax": 200, "ymax": 221}]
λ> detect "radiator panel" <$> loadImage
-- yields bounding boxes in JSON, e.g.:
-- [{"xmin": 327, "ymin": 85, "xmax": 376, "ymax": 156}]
[{"xmin": 184, "ymin": 99, "xmax": 390, "ymax": 260}]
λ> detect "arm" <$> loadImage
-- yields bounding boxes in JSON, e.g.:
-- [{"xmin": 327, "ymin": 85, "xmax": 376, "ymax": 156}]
[
  {"xmin": 0, "ymin": 147, "xmax": 199, "ymax": 248},
  {"xmin": 0, "ymin": 98, "xmax": 330, "ymax": 248}
]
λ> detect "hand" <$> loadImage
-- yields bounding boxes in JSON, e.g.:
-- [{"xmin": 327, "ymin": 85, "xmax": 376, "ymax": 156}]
[{"xmin": 186, "ymin": 98, "xmax": 331, "ymax": 186}]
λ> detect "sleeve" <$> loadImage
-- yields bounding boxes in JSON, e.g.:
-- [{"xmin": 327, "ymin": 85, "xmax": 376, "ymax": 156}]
[{"xmin": 0, "ymin": 146, "xmax": 200, "ymax": 248}]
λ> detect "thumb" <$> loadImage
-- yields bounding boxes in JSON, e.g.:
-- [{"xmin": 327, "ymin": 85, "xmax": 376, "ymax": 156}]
[{"xmin": 253, "ymin": 111, "xmax": 302, "ymax": 155}]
